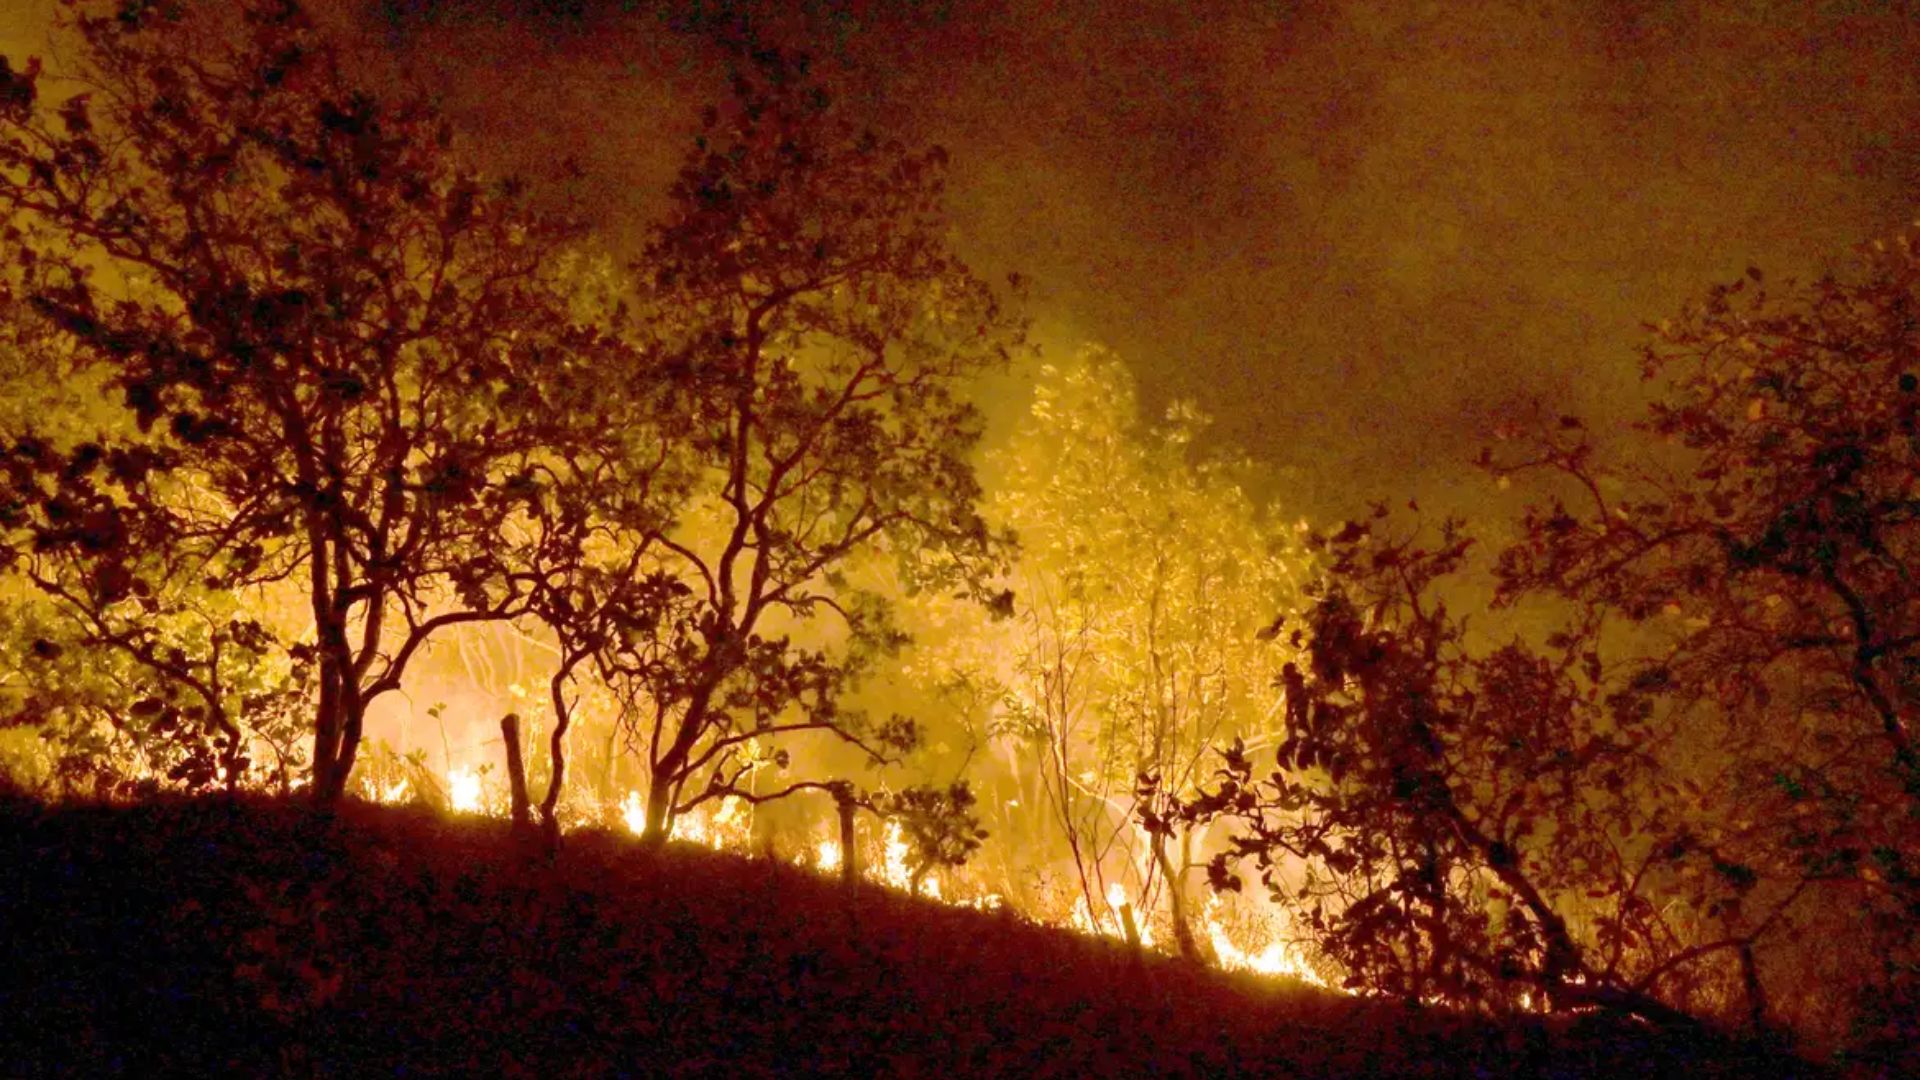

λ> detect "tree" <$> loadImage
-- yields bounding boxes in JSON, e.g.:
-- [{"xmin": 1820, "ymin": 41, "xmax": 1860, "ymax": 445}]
[
  {"xmin": 0, "ymin": 0, "xmax": 610, "ymax": 800},
  {"xmin": 949, "ymin": 350, "xmax": 1305, "ymax": 960},
  {"xmin": 1487, "ymin": 233, "xmax": 1920, "ymax": 1062},
  {"xmin": 538, "ymin": 49, "xmax": 1024, "ymax": 843},
  {"xmin": 1164, "ymin": 229, "xmax": 1920, "ymax": 1060},
  {"xmin": 0, "ymin": 245, "xmax": 311, "ymax": 795},
  {"xmin": 1157, "ymin": 516, "xmax": 1756, "ymax": 1027}
]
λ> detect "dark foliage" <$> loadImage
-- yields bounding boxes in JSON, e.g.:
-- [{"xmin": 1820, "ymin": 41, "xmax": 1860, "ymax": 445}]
[
  {"xmin": 540, "ymin": 45, "xmax": 1026, "ymax": 841},
  {"xmin": 0, "ymin": 0, "xmax": 612, "ymax": 801},
  {"xmin": 1487, "ymin": 232, "xmax": 1920, "ymax": 1065},
  {"xmin": 1151, "ymin": 518, "xmax": 1717, "ymax": 1032}
]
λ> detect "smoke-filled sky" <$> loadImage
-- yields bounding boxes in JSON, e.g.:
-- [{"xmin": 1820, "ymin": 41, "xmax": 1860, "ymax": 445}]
[{"xmin": 8, "ymin": 0, "xmax": 1920, "ymax": 521}]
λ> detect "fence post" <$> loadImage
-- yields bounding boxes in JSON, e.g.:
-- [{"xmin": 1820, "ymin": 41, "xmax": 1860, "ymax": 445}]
[
  {"xmin": 501, "ymin": 713, "xmax": 531, "ymax": 830},
  {"xmin": 836, "ymin": 791, "xmax": 859, "ymax": 887}
]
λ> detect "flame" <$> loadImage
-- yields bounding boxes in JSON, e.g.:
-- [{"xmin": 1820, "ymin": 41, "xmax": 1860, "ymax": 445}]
[
  {"xmin": 1202, "ymin": 897, "xmax": 1328, "ymax": 988},
  {"xmin": 869, "ymin": 821, "xmax": 944, "ymax": 897},
  {"xmin": 448, "ymin": 767, "xmax": 482, "ymax": 813},
  {"xmin": 673, "ymin": 812, "xmax": 709, "ymax": 845},
  {"xmin": 711, "ymin": 794, "xmax": 748, "ymax": 837},
  {"xmin": 1065, "ymin": 881, "xmax": 1153, "ymax": 947},
  {"xmin": 881, "ymin": 821, "xmax": 913, "ymax": 889},
  {"xmin": 351, "ymin": 761, "xmax": 1325, "ymax": 991},
  {"xmin": 340, "ymin": 761, "xmax": 1079, "ymax": 952}
]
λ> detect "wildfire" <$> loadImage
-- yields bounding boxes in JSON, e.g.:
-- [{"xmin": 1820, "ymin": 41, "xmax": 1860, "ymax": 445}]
[
  {"xmin": 876, "ymin": 821, "xmax": 942, "ymax": 898},
  {"xmin": 666, "ymin": 795, "xmax": 751, "ymax": 849},
  {"xmin": 1066, "ymin": 881, "xmax": 1155, "ymax": 947},
  {"xmin": 1202, "ymin": 897, "xmax": 1328, "ymax": 988},
  {"xmin": 673, "ymin": 812, "xmax": 709, "ymax": 845},
  {"xmin": 620, "ymin": 791, "xmax": 646, "ymax": 835},
  {"xmin": 615, "ymin": 792, "xmax": 757, "ymax": 848},
  {"xmin": 447, "ymin": 767, "xmax": 483, "ymax": 813},
  {"xmin": 360, "ymin": 762, "xmax": 1329, "ymax": 992}
]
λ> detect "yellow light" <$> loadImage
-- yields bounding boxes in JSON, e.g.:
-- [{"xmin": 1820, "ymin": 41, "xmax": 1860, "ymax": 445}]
[
  {"xmin": 881, "ymin": 822, "xmax": 913, "ymax": 889},
  {"xmin": 448, "ymin": 767, "xmax": 482, "ymax": 813},
  {"xmin": 673, "ymin": 812, "xmax": 709, "ymax": 846},
  {"xmin": 1202, "ymin": 898, "xmax": 1329, "ymax": 988},
  {"xmin": 620, "ymin": 791, "xmax": 646, "ymax": 836}
]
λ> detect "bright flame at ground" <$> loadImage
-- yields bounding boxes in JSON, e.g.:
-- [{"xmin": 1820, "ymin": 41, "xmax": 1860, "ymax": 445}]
[
  {"xmin": 664, "ymin": 796, "xmax": 750, "ymax": 849},
  {"xmin": 1067, "ymin": 882, "xmax": 1155, "ymax": 948},
  {"xmin": 877, "ymin": 822, "xmax": 941, "ymax": 898},
  {"xmin": 373, "ymin": 764, "xmax": 1334, "ymax": 992},
  {"xmin": 447, "ymin": 767, "xmax": 482, "ymax": 814},
  {"xmin": 617, "ymin": 793, "xmax": 758, "ymax": 848},
  {"xmin": 674, "ymin": 813, "xmax": 709, "ymax": 845},
  {"xmin": 1203, "ymin": 898, "xmax": 1328, "ymax": 988}
]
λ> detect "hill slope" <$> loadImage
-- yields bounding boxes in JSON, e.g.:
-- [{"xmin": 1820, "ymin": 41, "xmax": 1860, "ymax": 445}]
[{"xmin": 0, "ymin": 797, "xmax": 1817, "ymax": 1077}]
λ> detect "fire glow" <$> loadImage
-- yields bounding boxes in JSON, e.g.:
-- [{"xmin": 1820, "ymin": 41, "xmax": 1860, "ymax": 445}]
[
  {"xmin": 362, "ymin": 767, "xmax": 1321, "ymax": 988},
  {"xmin": 447, "ymin": 767, "xmax": 483, "ymax": 814}
]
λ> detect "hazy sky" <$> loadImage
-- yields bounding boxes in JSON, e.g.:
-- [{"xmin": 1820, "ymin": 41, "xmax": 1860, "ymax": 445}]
[{"xmin": 9, "ymin": 0, "xmax": 1920, "ymax": 520}]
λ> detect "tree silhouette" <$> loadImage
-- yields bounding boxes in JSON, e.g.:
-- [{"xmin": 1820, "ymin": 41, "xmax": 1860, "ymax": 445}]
[
  {"xmin": 0, "ymin": 0, "xmax": 610, "ymax": 800},
  {"xmin": 1488, "ymin": 234, "xmax": 1920, "ymax": 1063},
  {"xmin": 1156, "ymin": 515, "xmax": 1743, "ymax": 1027},
  {"xmin": 536, "ymin": 49, "xmax": 1025, "ymax": 841}
]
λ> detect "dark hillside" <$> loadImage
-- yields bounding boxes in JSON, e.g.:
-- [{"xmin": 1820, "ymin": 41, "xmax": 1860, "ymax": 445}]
[{"xmin": 0, "ymin": 797, "xmax": 1819, "ymax": 1077}]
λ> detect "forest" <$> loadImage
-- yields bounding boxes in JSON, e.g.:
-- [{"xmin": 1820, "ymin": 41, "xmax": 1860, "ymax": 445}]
[{"xmin": 0, "ymin": 1, "xmax": 1913, "ymax": 1074}]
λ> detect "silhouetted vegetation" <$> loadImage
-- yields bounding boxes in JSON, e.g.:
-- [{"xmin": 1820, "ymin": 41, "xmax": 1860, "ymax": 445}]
[
  {"xmin": 0, "ymin": 795, "xmax": 1818, "ymax": 1077},
  {"xmin": 1156, "ymin": 239, "xmax": 1920, "ymax": 1070},
  {"xmin": 0, "ymin": 1, "xmax": 1911, "ymax": 1071}
]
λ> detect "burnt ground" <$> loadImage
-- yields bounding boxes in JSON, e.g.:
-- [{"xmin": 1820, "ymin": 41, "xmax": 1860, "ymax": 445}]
[{"xmin": 0, "ymin": 795, "xmax": 1823, "ymax": 1078}]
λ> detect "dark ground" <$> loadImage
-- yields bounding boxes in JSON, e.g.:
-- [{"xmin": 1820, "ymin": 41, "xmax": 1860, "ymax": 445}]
[{"xmin": 0, "ymin": 795, "xmax": 1825, "ymax": 1077}]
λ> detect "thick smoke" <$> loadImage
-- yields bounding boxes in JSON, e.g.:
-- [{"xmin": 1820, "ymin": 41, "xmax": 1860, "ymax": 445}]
[{"xmin": 346, "ymin": 0, "xmax": 1919, "ymax": 521}]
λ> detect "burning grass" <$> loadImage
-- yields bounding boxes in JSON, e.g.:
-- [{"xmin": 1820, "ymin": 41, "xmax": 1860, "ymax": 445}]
[{"xmin": 0, "ymin": 794, "xmax": 1821, "ymax": 1077}]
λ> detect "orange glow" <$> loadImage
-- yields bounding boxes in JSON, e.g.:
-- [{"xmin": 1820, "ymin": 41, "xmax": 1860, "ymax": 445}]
[
  {"xmin": 620, "ymin": 791, "xmax": 646, "ymax": 836},
  {"xmin": 447, "ymin": 767, "xmax": 482, "ymax": 814},
  {"xmin": 1202, "ymin": 899, "xmax": 1327, "ymax": 988},
  {"xmin": 345, "ymin": 758, "xmax": 1330, "ymax": 990}
]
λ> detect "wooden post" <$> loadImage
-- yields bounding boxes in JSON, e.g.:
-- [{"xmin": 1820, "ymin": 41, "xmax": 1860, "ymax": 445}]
[
  {"xmin": 501, "ymin": 713, "xmax": 531, "ymax": 830},
  {"xmin": 1118, "ymin": 898, "xmax": 1142, "ymax": 951},
  {"xmin": 837, "ymin": 793, "xmax": 858, "ymax": 887},
  {"xmin": 1740, "ymin": 943, "xmax": 1769, "ymax": 1037}
]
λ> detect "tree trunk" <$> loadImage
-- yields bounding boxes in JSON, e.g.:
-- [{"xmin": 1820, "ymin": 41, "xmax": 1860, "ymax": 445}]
[
  {"xmin": 335, "ymin": 697, "xmax": 366, "ymax": 797},
  {"xmin": 1740, "ymin": 943, "xmax": 1770, "ymax": 1037},
  {"xmin": 310, "ymin": 659, "xmax": 344, "ymax": 802},
  {"xmin": 1153, "ymin": 830, "xmax": 1204, "ymax": 963},
  {"xmin": 541, "ymin": 669, "xmax": 576, "ymax": 836},
  {"xmin": 642, "ymin": 771, "xmax": 675, "ymax": 842},
  {"xmin": 311, "ymin": 694, "xmax": 366, "ymax": 804},
  {"xmin": 502, "ymin": 712, "xmax": 531, "ymax": 830}
]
